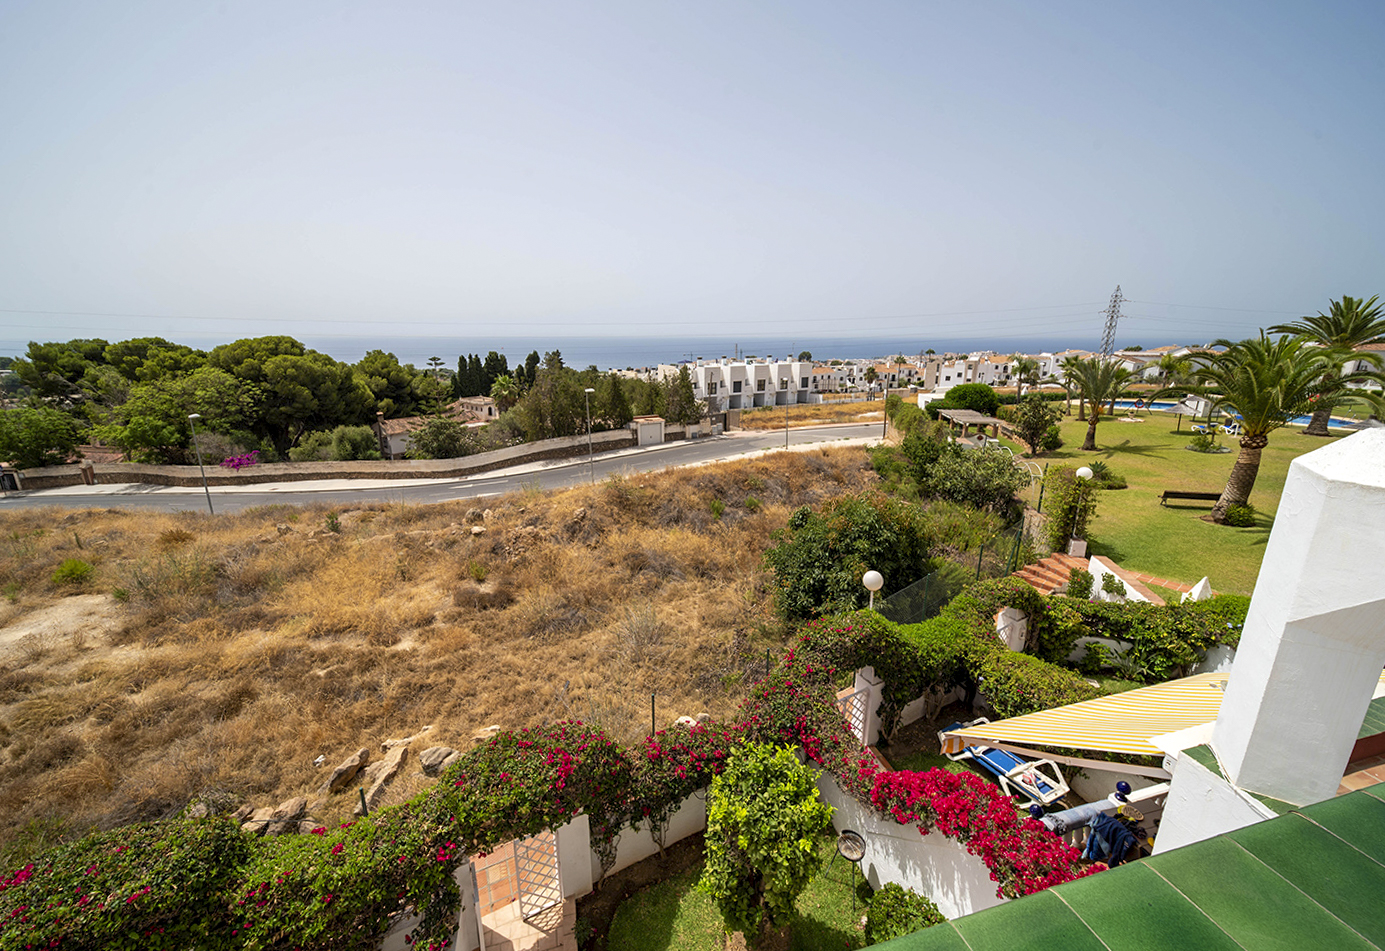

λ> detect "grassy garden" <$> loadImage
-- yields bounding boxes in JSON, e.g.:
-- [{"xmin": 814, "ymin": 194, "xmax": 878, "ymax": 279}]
[
  {"xmin": 607, "ymin": 833, "xmax": 873, "ymax": 951},
  {"xmin": 1002, "ymin": 412, "xmax": 1345, "ymax": 594}
]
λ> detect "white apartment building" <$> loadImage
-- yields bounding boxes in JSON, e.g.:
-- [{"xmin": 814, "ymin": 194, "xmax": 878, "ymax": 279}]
[{"xmin": 658, "ymin": 357, "xmax": 817, "ymax": 412}]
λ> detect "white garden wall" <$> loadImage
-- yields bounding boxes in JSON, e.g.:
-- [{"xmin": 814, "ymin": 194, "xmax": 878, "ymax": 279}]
[
  {"xmin": 587, "ymin": 791, "xmax": 708, "ymax": 886},
  {"xmin": 814, "ymin": 771, "xmax": 1006, "ymax": 920}
]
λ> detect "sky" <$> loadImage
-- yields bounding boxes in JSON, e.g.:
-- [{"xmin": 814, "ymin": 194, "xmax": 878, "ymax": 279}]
[{"xmin": 2, "ymin": 0, "xmax": 1383, "ymax": 366}]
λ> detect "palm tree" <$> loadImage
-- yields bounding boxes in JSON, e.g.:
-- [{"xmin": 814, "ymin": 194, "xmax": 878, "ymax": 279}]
[
  {"xmin": 1187, "ymin": 333, "xmax": 1380, "ymax": 523},
  {"xmin": 1010, "ymin": 354, "xmax": 1041, "ymax": 399},
  {"xmin": 1066, "ymin": 358, "xmax": 1135, "ymax": 451},
  {"xmin": 1269, "ymin": 295, "xmax": 1385, "ymax": 436},
  {"xmin": 1059, "ymin": 354, "xmax": 1088, "ymax": 419},
  {"xmin": 1155, "ymin": 353, "xmax": 1191, "ymax": 388},
  {"xmin": 490, "ymin": 374, "xmax": 519, "ymax": 411}
]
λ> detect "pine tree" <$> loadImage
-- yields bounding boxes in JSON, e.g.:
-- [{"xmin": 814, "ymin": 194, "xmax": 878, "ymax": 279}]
[{"xmin": 603, "ymin": 371, "xmax": 633, "ymax": 427}]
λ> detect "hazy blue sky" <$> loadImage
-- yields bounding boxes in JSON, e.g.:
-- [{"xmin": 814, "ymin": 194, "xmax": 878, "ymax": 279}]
[{"xmin": 2, "ymin": 0, "xmax": 1382, "ymax": 361}]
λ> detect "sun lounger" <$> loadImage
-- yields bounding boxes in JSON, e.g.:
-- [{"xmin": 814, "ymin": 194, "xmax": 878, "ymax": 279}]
[{"xmin": 938, "ymin": 719, "xmax": 1071, "ymax": 805}]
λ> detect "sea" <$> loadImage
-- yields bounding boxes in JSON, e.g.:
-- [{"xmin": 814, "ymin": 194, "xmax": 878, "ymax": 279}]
[{"xmin": 292, "ymin": 334, "xmax": 1092, "ymax": 371}]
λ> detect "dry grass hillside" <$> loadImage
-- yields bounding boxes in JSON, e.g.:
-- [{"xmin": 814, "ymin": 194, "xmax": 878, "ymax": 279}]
[{"xmin": 0, "ymin": 447, "xmax": 878, "ymax": 859}]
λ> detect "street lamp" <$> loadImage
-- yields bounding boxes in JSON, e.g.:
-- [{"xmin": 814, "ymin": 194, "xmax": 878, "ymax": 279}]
[
  {"xmin": 862, "ymin": 570, "xmax": 884, "ymax": 611},
  {"xmin": 1068, "ymin": 466, "xmax": 1094, "ymax": 556},
  {"xmin": 187, "ymin": 414, "xmax": 214, "ymax": 515},
  {"xmin": 584, "ymin": 388, "xmax": 596, "ymax": 484}
]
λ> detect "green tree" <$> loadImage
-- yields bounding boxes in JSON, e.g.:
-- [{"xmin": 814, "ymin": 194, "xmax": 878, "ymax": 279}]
[
  {"xmin": 490, "ymin": 374, "xmax": 520, "ymax": 411},
  {"xmin": 1154, "ymin": 352, "xmax": 1192, "ymax": 390},
  {"xmin": 601, "ymin": 371, "xmax": 633, "ymax": 428},
  {"xmin": 517, "ymin": 352, "xmax": 583, "ymax": 440},
  {"xmin": 1066, "ymin": 358, "xmax": 1135, "ymax": 451},
  {"xmin": 1269, "ymin": 295, "xmax": 1385, "ymax": 436},
  {"xmin": 922, "ymin": 447, "xmax": 1031, "ymax": 517},
  {"xmin": 482, "ymin": 351, "xmax": 509, "ymax": 392},
  {"xmin": 210, "ymin": 338, "xmax": 370, "ymax": 454},
  {"xmin": 698, "ymin": 743, "xmax": 833, "ymax": 942},
  {"xmin": 11, "ymin": 339, "xmax": 110, "ymax": 400},
  {"xmin": 104, "ymin": 338, "xmax": 206, "ymax": 382},
  {"xmin": 863, "ymin": 366, "xmax": 879, "ymax": 390},
  {"xmin": 289, "ymin": 425, "xmax": 383, "ymax": 461},
  {"xmin": 764, "ymin": 492, "xmax": 937, "ymax": 620},
  {"xmin": 797, "ymin": 350, "xmax": 812, "ymax": 361},
  {"xmin": 1187, "ymin": 333, "xmax": 1379, "ymax": 523},
  {"xmin": 522, "ymin": 350, "xmax": 541, "ymax": 389},
  {"xmin": 355, "ymin": 350, "xmax": 431, "ymax": 417},
  {"xmin": 663, "ymin": 366, "xmax": 701, "ymax": 425},
  {"xmin": 1059, "ymin": 354, "xmax": 1086, "ymax": 418},
  {"xmin": 1009, "ymin": 394, "xmax": 1063, "ymax": 455},
  {"xmin": 0, "ymin": 403, "xmax": 83, "ymax": 468},
  {"xmin": 97, "ymin": 366, "xmax": 262, "ymax": 464},
  {"xmin": 405, "ymin": 417, "xmax": 480, "ymax": 459}
]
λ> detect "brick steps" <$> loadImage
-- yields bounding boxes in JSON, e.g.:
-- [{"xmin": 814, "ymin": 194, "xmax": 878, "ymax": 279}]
[{"xmin": 1012, "ymin": 552, "xmax": 1088, "ymax": 595}]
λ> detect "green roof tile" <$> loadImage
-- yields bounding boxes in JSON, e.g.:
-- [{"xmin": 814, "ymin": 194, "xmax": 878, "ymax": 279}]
[
  {"xmin": 1228, "ymin": 813, "xmax": 1385, "ymax": 947},
  {"xmin": 1357, "ymin": 696, "xmax": 1385, "ymax": 739},
  {"xmin": 1295, "ymin": 787, "xmax": 1385, "ymax": 861},
  {"xmin": 1054, "ymin": 862, "xmax": 1244, "ymax": 951},
  {"xmin": 1142, "ymin": 835, "xmax": 1376, "ymax": 951},
  {"xmin": 1183, "ymin": 743, "xmax": 1223, "ymax": 778},
  {"xmin": 952, "ymin": 889, "xmax": 1107, "ymax": 951}
]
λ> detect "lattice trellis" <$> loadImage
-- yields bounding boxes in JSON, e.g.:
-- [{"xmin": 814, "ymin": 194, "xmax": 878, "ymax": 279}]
[
  {"xmin": 837, "ymin": 686, "xmax": 868, "ymax": 743},
  {"xmin": 515, "ymin": 831, "xmax": 562, "ymax": 922}
]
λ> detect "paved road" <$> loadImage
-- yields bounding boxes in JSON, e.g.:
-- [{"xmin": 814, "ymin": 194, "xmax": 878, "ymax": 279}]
[{"xmin": 0, "ymin": 423, "xmax": 884, "ymax": 514}]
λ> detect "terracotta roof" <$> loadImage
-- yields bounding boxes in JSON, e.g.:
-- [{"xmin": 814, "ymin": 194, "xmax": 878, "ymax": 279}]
[{"xmin": 1355, "ymin": 341, "xmax": 1385, "ymax": 352}]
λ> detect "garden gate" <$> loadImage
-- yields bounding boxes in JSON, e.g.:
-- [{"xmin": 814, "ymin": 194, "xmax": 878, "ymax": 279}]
[
  {"xmin": 514, "ymin": 830, "xmax": 563, "ymax": 922},
  {"xmin": 836, "ymin": 686, "xmax": 869, "ymax": 744}
]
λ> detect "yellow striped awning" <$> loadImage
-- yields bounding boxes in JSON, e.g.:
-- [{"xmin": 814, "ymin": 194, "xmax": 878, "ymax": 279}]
[
  {"xmin": 943, "ymin": 673, "xmax": 1231, "ymax": 758},
  {"xmin": 943, "ymin": 670, "xmax": 1385, "ymax": 758}
]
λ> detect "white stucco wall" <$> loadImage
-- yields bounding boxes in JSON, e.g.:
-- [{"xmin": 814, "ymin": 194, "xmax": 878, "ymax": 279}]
[
  {"xmin": 556, "ymin": 813, "xmax": 594, "ymax": 900},
  {"xmin": 814, "ymin": 772, "xmax": 1006, "ymax": 920},
  {"xmin": 379, "ymin": 863, "xmax": 482, "ymax": 951},
  {"xmin": 589, "ymin": 791, "xmax": 708, "ymax": 884},
  {"xmin": 1152, "ymin": 752, "xmax": 1272, "ymax": 855},
  {"xmin": 1212, "ymin": 429, "xmax": 1385, "ymax": 805}
]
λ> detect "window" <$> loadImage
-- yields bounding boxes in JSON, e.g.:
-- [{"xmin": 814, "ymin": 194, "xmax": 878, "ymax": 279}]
[
  {"xmin": 733, "ymin": 381, "xmax": 742, "ymax": 393},
  {"xmin": 756, "ymin": 380, "xmax": 766, "ymax": 391},
  {"xmin": 779, "ymin": 379, "xmax": 788, "ymax": 389},
  {"xmin": 708, "ymin": 381, "xmax": 718, "ymax": 394},
  {"xmin": 800, "ymin": 377, "xmax": 808, "ymax": 389}
]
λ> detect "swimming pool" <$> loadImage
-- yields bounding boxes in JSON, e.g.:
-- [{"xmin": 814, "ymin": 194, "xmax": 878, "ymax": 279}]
[{"xmin": 1110, "ymin": 400, "xmax": 1358, "ymax": 430}]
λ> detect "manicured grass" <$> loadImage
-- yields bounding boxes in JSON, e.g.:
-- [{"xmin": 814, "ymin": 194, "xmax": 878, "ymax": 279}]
[
  {"xmin": 607, "ymin": 834, "xmax": 873, "ymax": 951},
  {"xmin": 1003, "ymin": 413, "xmax": 1346, "ymax": 595}
]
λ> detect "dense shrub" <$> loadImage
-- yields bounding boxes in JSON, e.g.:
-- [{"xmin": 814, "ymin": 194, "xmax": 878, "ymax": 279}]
[
  {"xmin": 1040, "ymin": 466, "xmax": 1099, "ymax": 552},
  {"xmin": 1223, "ymin": 503, "xmax": 1256, "ymax": 527},
  {"xmin": 1041, "ymin": 424, "xmax": 1063, "ymax": 452},
  {"xmin": 924, "ymin": 383, "xmax": 1000, "ymax": 419},
  {"xmin": 0, "ymin": 404, "xmax": 82, "ymax": 469},
  {"xmin": 1101, "ymin": 573, "xmax": 1127, "ymax": 598},
  {"xmin": 921, "ymin": 447, "xmax": 1031, "ymax": 518},
  {"xmin": 764, "ymin": 492, "xmax": 937, "ymax": 620},
  {"xmin": 891, "ymin": 402, "xmax": 925, "ymax": 435},
  {"xmin": 289, "ymin": 425, "xmax": 384, "ymax": 462},
  {"xmin": 865, "ymin": 882, "xmax": 945, "ymax": 942},
  {"xmin": 698, "ymin": 743, "xmax": 833, "ymax": 937},
  {"xmin": 1065, "ymin": 568, "xmax": 1093, "ymax": 601}
]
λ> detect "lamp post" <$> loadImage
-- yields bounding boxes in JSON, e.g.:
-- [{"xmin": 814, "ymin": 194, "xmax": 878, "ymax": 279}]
[
  {"xmin": 1068, "ymin": 466, "xmax": 1093, "ymax": 556},
  {"xmin": 862, "ymin": 570, "xmax": 883, "ymax": 611},
  {"xmin": 584, "ymin": 388, "xmax": 596, "ymax": 484},
  {"xmin": 785, "ymin": 398, "xmax": 790, "ymax": 449},
  {"xmin": 187, "ymin": 414, "xmax": 214, "ymax": 515}
]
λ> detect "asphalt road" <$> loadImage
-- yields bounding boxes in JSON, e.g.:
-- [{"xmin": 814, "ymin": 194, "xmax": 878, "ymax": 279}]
[{"xmin": 0, "ymin": 423, "xmax": 883, "ymax": 514}]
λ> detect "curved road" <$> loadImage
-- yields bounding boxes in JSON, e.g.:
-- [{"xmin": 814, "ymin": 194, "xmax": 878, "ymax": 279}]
[{"xmin": 0, "ymin": 423, "xmax": 883, "ymax": 514}]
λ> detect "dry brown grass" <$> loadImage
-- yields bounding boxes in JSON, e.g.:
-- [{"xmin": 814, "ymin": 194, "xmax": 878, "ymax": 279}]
[
  {"xmin": 738, "ymin": 400, "xmax": 887, "ymax": 429},
  {"xmin": 0, "ymin": 447, "xmax": 878, "ymax": 852}
]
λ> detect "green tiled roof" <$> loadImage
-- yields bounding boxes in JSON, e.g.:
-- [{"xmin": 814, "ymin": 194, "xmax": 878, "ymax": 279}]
[
  {"xmin": 878, "ymin": 783, "xmax": 1385, "ymax": 951},
  {"xmin": 1358, "ymin": 696, "xmax": 1385, "ymax": 739}
]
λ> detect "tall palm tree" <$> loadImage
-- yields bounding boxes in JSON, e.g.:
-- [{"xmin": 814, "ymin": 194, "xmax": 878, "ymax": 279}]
[
  {"xmin": 490, "ymin": 374, "xmax": 519, "ymax": 411},
  {"xmin": 1010, "ymin": 354, "xmax": 1041, "ymax": 399},
  {"xmin": 1269, "ymin": 295, "xmax": 1385, "ymax": 436},
  {"xmin": 1067, "ymin": 358, "xmax": 1135, "ymax": 451},
  {"xmin": 1187, "ymin": 334, "xmax": 1380, "ymax": 523},
  {"xmin": 1155, "ymin": 352, "xmax": 1192, "ymax": 388},
  {"xmin": 1059, "ymin": 354, "xmax": 1087, "ymax": 418}
]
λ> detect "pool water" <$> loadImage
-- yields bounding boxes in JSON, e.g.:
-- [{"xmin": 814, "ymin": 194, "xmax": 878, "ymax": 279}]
[{"xmin": 1109, "ymin": 400, "xmax": 1356, "ymax": 430}]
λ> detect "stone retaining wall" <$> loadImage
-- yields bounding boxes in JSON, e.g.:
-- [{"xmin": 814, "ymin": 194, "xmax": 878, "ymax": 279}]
[{"xmin": 16, "ymin": 430, "xmax": 637, "ymax": 490}]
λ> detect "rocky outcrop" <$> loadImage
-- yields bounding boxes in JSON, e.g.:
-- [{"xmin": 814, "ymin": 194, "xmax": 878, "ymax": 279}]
[
  {"xmin": 317, "ymin": 747, "xmax": 371, "ymax": 796},
  {"xmin": 355, "ymin": 745, "xmax": 409, "ymax": 815},
  {"xmin": 420, "ymin": 746, "xmax": 461, "ymax": 776}
]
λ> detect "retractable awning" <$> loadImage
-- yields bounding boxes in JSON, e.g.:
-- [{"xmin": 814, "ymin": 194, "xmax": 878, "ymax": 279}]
[{"xmin": 942, "ymin": 670, "xmax": 1385, "ymax": 777}]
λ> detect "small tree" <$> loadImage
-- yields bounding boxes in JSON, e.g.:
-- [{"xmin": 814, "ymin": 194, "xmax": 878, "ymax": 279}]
[
  {"xmin": 922, "ymin": 447, "xmax": 1031, "ymax": 518},
  {"xmin": 663, "ymin": 366, "xmax": 702, "ymax": 425},
  {"xmin": 1011, "ymin": 394, "xmax": 1062, "ymax": 455},
  {"xmin": 1042, "ymin": 466, "xmax": 1099, "ymax": 552},
  {"xmin": 405, "ymin": 417, "xmax": 477, "ymax": 459},
  {"xmin": 698, "ymin": 743, "xmax": 833, "ymax": 942},
  {"xmin": 0, "ymin": 403, "xmax": 82, "ymax": 468}
]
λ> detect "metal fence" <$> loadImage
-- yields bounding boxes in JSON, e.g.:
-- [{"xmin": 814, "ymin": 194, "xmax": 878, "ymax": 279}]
[{"xmin": 878, "ymin": 522, "xmax": 1042, "ymax": 625}]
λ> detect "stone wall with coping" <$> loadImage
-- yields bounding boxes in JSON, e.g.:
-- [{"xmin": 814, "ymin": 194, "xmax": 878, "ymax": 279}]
[{"xmin": 15, "ymin": 430, "xmax": 637, "ymax": 490}]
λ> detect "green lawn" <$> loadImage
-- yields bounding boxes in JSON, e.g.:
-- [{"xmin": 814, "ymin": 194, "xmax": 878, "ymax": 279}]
[
  {"xmin": 1003, "ymin": 414, "xmax": 1347, "ymax": 595},
  {"xmin": 607, "ymin": 834, "xmax": 873, "ymax": 951}
]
